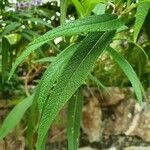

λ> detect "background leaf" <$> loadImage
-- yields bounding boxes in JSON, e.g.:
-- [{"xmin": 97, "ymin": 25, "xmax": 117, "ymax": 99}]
[
  {"xmin": 0, "ymin": 95, "xmax": 33, "ymax": 139},
  {"xmin": 1, "ymin": 22, "xmax": 21, "ymax": 37},
  {"xmin": 2, "ymin": 37, "xmax": 10, "ymax": 83},
  {"xmin": 134, "ymin": 1, "xmax": 150, "ymax": 42}
]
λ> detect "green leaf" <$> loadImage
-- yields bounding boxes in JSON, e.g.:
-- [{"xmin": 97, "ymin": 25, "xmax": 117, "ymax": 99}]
[
  {"xmin": 107, "ymin": 46, "xmax": 143, "ymax": 103},
  {"xmin": 9, "ymin": 14, "xmax": 124, "ymax": 79},
  {"xmin": 1, "ymin": 22, "xmax": 21, "ymax": 37},
  {"xmin": 82, "ymin": 0, "xmax": 106, "ymax": 15},
  {"xmin": 134, "ymin": 1, "xmax": 150, "ymax": 42},
  {"xmin": 24, "ymin": 18, "xmax": 53, "ymax": 28},
  {"xmin": 60, "ymin": 0, "xmax": 67, "ymax": 24},
  {"xmin": 35, "ymin": 44, "xmax": 78, "ymax": 112},
  {"xmin": 92, "ymin": 3, "xmax": 106, "ymax": 15},
  {"xmin": 34, "ymin": 57, "xmax": 56, "ymax": 63},
  {"xmin": 0, "ymin": 95, "xmax": 33, "ymax": 139},
  {"xmin": 72, "ymin": 0, "xmax": 86, "ymax": 17},
  {"xmin": 36, "ymin": 31, "xmax": 115, "ymax": 149},
  {"xmin": 67, "ymin": 88, "xmax": 83, "ymax": 150}
]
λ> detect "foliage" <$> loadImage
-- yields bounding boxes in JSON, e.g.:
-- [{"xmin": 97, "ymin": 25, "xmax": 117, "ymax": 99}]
[{"xmin": 0, "ymin": 0, "xmax": 150, "ymax": 150}]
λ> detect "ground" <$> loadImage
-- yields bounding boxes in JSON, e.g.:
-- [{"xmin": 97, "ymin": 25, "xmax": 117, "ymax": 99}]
[{"xmin": 0, "ymin": 87, "xmax": 150, "ymax": 150}]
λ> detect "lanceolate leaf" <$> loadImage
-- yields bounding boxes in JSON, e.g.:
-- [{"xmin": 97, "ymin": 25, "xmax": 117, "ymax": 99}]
[
  {"xmin": 34, "ymin": 44, "xmax": 78, "ymax": 112},
  {"xmin": 9, "ymin": 14, "xmax": 124, "ymax": 79},
  {"xmin": 0, "ymin": 95, "xmax": 33, "ymax": 139},
  {"xmin": 107, "ymin": 46, "xmax": 142, "ymax": 103},
  {"xmin": 134, "ymin": 1, "xmax": 150, "ymax": 42},
  {"xmin": 67, "ymin": 88, "xmax": 83, "ymax": 150},
  {"xmin": 36, "ymin": 31, "xmax": 115, "ymax": 149}
]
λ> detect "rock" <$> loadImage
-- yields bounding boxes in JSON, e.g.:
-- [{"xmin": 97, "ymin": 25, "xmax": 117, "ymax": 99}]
[
  {"xmin": 0, "ymin": 140, "xmax": 5, "ymax": 149},
  {"xmin": 79, "ymin": 147, "xmax": 97, "ymax": 150},
  {"xmin": 108, "ymin": 147, "xmax": 117, "ymax": 150},
  {"xmin": 104, "ymin": 99, "xmax": 135, "ymax": 135},
  {"xmin": 82, "ymin": 96, "xmax": 102, "ymax": 142},
  {"xmin": 124, "ymin": 146, "xmax": 150, "ymax": 150},
  {"xmin": 104, "ymin": 97, "xmax": 150, "ymax": 142},
  {"xmin": 5, "ymin": 134, "xmax": 25, "ymax": 150},
  {"xmin": 128, "ymin": 103, "xmax": 150, "ymax": 142},
  {"xmin": 101, "ymin": 87, "xmax": 125, "ymax": 106}
]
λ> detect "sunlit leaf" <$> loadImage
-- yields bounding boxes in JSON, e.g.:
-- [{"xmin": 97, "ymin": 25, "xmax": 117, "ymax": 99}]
[{"xmin": 82, "ymin": 0, "xmax": 106, "ymax": 15}]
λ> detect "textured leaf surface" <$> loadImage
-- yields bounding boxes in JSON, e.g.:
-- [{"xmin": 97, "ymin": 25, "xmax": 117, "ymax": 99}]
[
  {"xmin": 9, "ymin": 14, "xmax": 124, "ymax": 79},
  {"xmin": 67, "ymin": 88, "xmax": 83, "ymax": 150},
  {"xmin": 134, "ymin": 1, "xmax": 150, "ymax": 42},
  {"xmin": 107, "ymin": 46, "xmax": 142, "ymax": 103},
  {"xmin": 36, "ymin": 31, "xmax": 115, "ymax": 149},
  {"xmin": 0, "ymin": 95, "xmax": 33, "ymax": 139},
  {"xmin": 35, "ymin": 44, "xmax": 78, "ymax": 112}
]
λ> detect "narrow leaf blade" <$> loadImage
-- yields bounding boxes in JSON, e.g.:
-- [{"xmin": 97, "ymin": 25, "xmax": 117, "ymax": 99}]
[
  {"xmin": 2, "ymin": 37, "xmax": 10, "ymax": 83},
  {"xmin": 134, "ymin": 1, "xmax": 150, "ymax": 42},
  {"xmin": 0, "ymin": 95, "xmax": 33, "ymax": 139},
  {"xmin": 107, "ymin": 46, "xmax": 142, "ymax": 103},
  {"xmin": 67, "ymin": 88, "xmax": 83, "ymax": 150}
]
